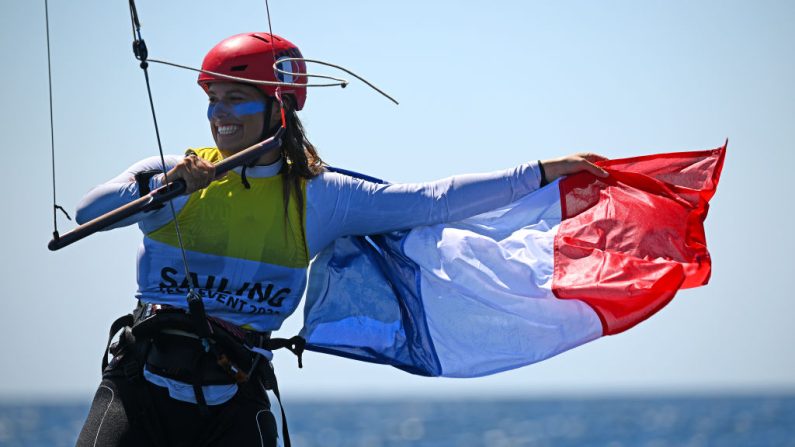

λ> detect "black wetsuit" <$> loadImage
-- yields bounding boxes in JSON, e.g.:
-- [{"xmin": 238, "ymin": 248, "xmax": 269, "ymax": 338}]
[{"xmin": 76, "ymin": 372, "xmax": 279, "ymax": 447}]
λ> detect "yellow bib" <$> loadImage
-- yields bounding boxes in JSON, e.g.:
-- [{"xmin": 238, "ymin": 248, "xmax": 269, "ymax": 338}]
[{"xmin": 148, "ymin": 147, "xmax": 309, "ymax": 269}]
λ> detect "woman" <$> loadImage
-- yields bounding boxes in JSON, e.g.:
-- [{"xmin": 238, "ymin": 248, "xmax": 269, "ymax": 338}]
[{"xmin": 74, "ymin": 32, "xmax": 608, "ymax": 447}]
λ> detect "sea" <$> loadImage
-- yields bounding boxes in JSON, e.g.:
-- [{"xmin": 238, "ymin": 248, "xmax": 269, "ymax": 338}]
[{"xmin": 1, "ymin": 395, "xmax": 793, "ymax": 446}]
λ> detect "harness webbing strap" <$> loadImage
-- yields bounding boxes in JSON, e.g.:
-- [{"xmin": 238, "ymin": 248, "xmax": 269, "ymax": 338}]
[
  {"xmin": 191, "ymin": 351, "xmax": 211, "ymax": 417},
  {"xmin": 102, "ymin": 313, "xmax": 134, "ymax": 372},
  {"xmin": 257, "ymin": 360, "xmax": 293, "ymax": 447},
  {"xmin": 101, "ymin": 313, "xmax": 168, "ymax": 447}
]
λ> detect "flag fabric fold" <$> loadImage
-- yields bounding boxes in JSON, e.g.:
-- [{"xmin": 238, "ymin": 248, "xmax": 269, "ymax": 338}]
[{"xmin": 300, "ymin": 143, "xmax": 726, "ymax": 377}]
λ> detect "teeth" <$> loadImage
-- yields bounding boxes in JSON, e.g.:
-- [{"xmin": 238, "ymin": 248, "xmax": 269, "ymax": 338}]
[{"xmin": 217, "ymin": 125, "xmax": 239, "ymax": 136}]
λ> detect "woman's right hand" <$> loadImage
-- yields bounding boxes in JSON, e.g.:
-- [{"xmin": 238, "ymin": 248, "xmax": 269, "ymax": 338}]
[{"xmin": 166, "ymin": 153, "xmax": 217, "ymax": 194}]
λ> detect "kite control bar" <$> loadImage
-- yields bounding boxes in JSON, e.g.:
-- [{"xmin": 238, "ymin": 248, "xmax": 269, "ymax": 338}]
[{"xmin": 47, "ymin": 128, "xmax": 285, "ymax": 251}]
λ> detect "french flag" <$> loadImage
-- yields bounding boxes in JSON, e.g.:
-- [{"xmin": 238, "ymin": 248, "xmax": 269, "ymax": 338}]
[{"xmin": 301, "ymin": 143, "xmax": 726, "ymax": 377}]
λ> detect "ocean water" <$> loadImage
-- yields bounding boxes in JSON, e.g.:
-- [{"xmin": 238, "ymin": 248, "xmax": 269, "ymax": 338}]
[{"xmin": 1, "ymin": 395, "xmax": 793, "ymax": 446}]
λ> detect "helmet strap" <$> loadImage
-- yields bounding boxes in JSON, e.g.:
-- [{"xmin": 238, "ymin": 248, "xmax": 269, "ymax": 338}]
[{"xmin": 259, "ymin": 95, "xmax": 285, "ymax": 144}]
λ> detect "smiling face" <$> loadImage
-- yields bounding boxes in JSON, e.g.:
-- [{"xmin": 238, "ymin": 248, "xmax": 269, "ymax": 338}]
[{"xmin": 206, "ymin": 82, "xmax": 270, "ymax": 157}]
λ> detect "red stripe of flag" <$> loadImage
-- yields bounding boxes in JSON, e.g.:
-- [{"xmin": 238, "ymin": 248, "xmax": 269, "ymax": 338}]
[{"xmin": 553, "ymin": 143, "xmax": 727, "ymax": 335}]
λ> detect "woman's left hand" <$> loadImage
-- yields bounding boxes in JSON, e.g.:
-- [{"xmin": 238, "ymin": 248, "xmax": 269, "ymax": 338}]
[{"xmin": 539, "ymin": 153, "xmax": 609, "ymax": 184}]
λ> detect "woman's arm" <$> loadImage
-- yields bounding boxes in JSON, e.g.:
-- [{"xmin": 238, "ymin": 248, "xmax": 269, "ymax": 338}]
[
  {"xmin": 306, "ymin": 161, "xmax": 540, "ymax": 256},
  {"xmin": 306, "ymin": 154, "xmax": 608, "ymax": 257},
  {"xmin": 74, "ymin": 155, "xmax": 186, "ymax": 232}
]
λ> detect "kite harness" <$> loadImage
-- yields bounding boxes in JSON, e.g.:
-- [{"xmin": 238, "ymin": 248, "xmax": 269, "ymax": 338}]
[{"xmin": 102, "ymin": 302, "xmax": 305, "ymax": 446}]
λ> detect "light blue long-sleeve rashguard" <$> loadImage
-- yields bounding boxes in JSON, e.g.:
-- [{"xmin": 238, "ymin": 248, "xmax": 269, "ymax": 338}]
[{"xmin": 77, "ymin": 156, "xmax": 543, "ymax": 259}]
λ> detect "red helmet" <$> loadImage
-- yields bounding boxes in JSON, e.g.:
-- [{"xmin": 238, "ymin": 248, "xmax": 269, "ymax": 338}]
[{"xmin": 198, "ymin": 32, "xmax": 307, "ymax": 110}]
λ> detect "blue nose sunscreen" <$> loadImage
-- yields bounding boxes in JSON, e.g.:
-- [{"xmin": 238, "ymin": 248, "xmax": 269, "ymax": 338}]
[{"xmin": 207, "ymin": 101, "xmax": 267, "ymax": 120}]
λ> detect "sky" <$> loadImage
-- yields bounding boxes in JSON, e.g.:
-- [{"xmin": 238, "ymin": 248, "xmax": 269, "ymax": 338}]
[{"xmin": 0, "ymin": 0, "xmax": 793, "ymax": 401}]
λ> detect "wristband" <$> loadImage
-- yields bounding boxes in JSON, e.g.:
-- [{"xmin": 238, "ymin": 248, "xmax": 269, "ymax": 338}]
[
  {"xmin": 538, "ymin": 160, "xmax": 549, "ymax": 187},
  {"xmin": 134, "ymin": 170, "xmax": 166, "ymax": 210}
]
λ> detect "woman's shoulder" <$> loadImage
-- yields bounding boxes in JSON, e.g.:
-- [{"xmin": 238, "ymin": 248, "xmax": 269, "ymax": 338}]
[
  {"xmin": 307, "ymin": 169, "xmax": 349, "ymax": 191},
  {"xmin": 305, "ymin": 167, "xmax": 383, "ymax": 206}
]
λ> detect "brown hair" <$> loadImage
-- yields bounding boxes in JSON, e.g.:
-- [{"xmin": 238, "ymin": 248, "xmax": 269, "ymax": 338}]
[{"xmin": 278, "ymin": 95, "xmax": 324, "ymax": 220}]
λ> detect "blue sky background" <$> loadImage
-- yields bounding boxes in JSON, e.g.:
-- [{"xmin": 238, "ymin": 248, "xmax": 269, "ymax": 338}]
[{"xmin": 0, "ymin": 0, "xmax": 793, "ymax": 401}]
